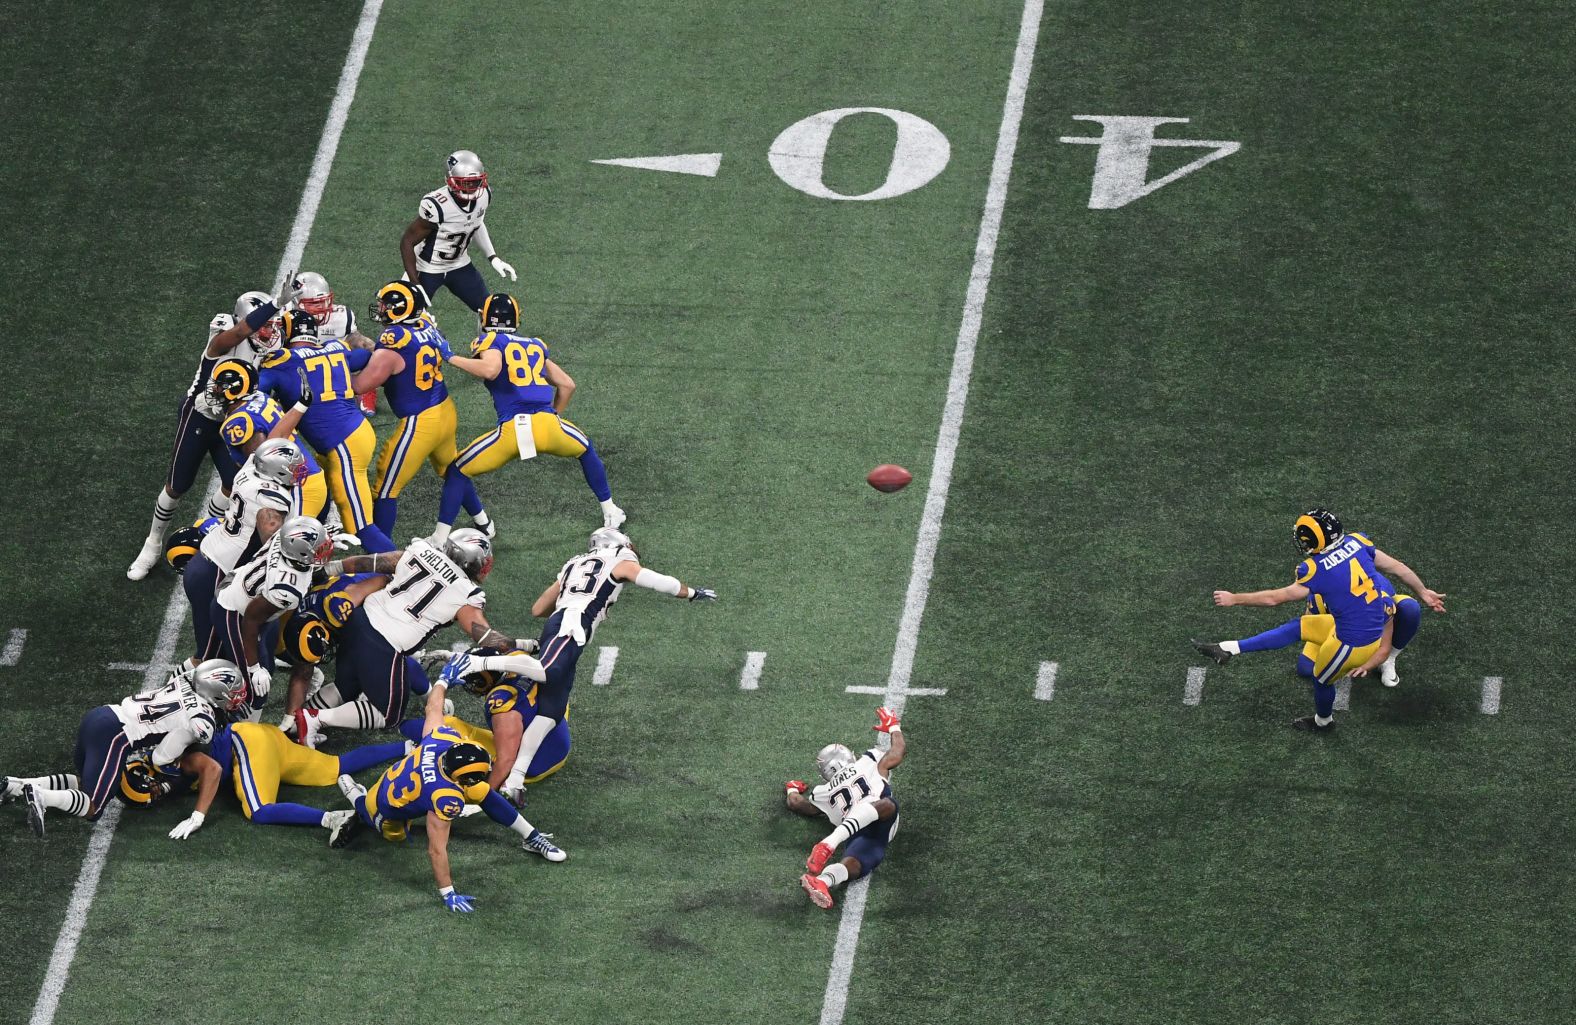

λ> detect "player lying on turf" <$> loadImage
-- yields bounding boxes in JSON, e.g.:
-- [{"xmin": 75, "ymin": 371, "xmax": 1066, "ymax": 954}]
[
  {"xmin": 1191, "ymin": 508, "xmax": 1446, "ymax": 731},
  {"xmin": 333, "ymin": 654, "xmax": 565, "ymax": 914},
  {"xmin": 784, "ymin": 708, "xmax": 905, "ymax": 910},
  {"xmin": 1, "ymin": 661, "xmax": 246, "ymax": 837},
  {"xmin": 158, "ymin": 721, "xmax": 407, "ymax": 842}
]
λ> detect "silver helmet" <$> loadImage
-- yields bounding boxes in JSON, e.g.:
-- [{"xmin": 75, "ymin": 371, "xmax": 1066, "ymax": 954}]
[
  {"xmin": 275, "ymin": 515, "xmax": 330, "ymax": 570},
  {"xmin": 445, "ymin": 150, "xmax": 488, "ymax": 200},
  {"xmin": 295, "ymin": 271, "xmax": 334, "ymax": 319},
  {"xmin": 189, "ymin": 659, "xmax": 247, "ymax": 713},
  {"xmin": 234, "ymin": 289, "xmax": 280, "ymax": 350},
  {"xmin": 816, "ymin": 743, "xmax": 856, "ymax": 782},
  {"xmin": 442, "ymin": 527, "xmax": 494, "ymax": 581},
  {"xmin": 588, "ymin": 526, "xmax": 634, "ymax": 558},
  {"xmin": 251, "ymin": 438, "xmax": 308, "ymax": 488}
]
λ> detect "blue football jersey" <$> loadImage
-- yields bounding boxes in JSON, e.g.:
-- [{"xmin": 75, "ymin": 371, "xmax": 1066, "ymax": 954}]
[
  {"xmin": 1296, "ymin": 531, "xmax": 1395, "ymax": 645},
  {"xmin": 470, "ymin": 330, "xmax": 557, "ymax": 420},
  {"xmin": 376, "ymin": 314, "xmax": 450, "ymax": 418},
  {"xmin": 366, "ymin": 725, "xmax": 473, "ymax": 824},
  {"xmin": 257, "ymin": 341, "xmax": 371, "ymax": 451},
  {"xmin": 219, "ymin": 393, "xmax": 322, "ymax": 475}
]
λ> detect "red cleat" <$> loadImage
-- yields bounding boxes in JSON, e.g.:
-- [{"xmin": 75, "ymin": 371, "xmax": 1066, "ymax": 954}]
[
  {"xmin": 801, "ymin": 873, "xmax": 835, "ymax": 909},
  {"xmin": 359, "ymin": 392, "xmax": 377, "ymax": 416},
  {"xmin": 806, "ymin": 842, "xmax": 834, "ymax": 874},
  {"xmin": 293, "ymin": 708, "xmax": 323, "ymax": 749}
]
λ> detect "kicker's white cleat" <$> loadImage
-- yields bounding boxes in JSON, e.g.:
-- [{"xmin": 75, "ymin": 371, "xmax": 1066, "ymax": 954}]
[
  {"xmin": 127, "ymin": 536, "xmax": 163, "ymax": 580},
  {"xmin": 1381, "ymin": 653, "xmax": 1400, "ymax": 688}
]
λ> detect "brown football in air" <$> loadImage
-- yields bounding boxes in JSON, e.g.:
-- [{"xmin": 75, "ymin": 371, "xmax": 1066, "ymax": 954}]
[{"xmin": 867, "ymin": 464, "xmax": 913, "ymax": 493}]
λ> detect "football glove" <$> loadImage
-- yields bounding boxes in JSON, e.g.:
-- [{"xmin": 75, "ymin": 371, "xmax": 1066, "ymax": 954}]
[
  {"xmin": 688, "ymin": 587, "xmax": 718, "ymax": 602},
  {"xmin": 874, "ymin": 707, "xmax": 901, "ymax": 733},
  {"xmin": 489, "ymin": 255, "xmax": 518, "ymax": 282},
  {"xmin": 513, "ymin": 638, "xmax": 540, "ymax": 654},
  {"xmin": 296, "ymin": 368, "xmax": 315, "ymax": 407},
  {"xmin": 439, "ymin": 653, "xmax": 472, "ymax": 687},
  {"xmin": 433, "ymin": 334, "xmax": 455, "ymax": 362},
  {"xmin": 273, "ymin": 268, "xmax": 303, "ymax": 309},
  {"xmin": 168, "ymin": 811, "xmax": 205, "ymax": 840},
  {"xmin": 442, "ymin": 890, "xmax": 477, "ymax": 913},
  {"xmin": 248, "ymin": 664, "xmax": 272, "ymax": 702},
  {"xmin": 785, "ymin": 780, "xmax": 808, "ymax": 795}
]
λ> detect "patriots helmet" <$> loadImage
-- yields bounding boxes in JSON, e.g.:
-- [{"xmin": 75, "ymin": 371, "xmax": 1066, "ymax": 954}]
[
  {"xmin": 815, "ymin": 743, "xmax": 856, "ymax": 783},
  {"xmin": 445, "ymin": 150, "xmax": 488, "ymax": 200},
  {"xmin": 234, "ymin": 289, "xmax": 278, "ymax": 347},
  {"xmin": 442, "ymin": 527, "xmax": 494, "ymax": 582},
  {"xmin": 189, "ymin": 659, "xmax": 247, "ymax": 714},
  {"xmin": 252, "ymin": 437, "xmax": 310, "ymax": 488},
  {"xmin": 295, "ymin": 271, "xmax": 334, "ymax": 320},
  {"xmin": 1294, "ymin": 508, "xmax": 1344, "ymax": 555},
  {"xmin": 588, "ymin": 527, "xmax": 635, "ymax": 560},
  {"xmin": 276, "ymin": 516, "xmax": 331, "ymax": 570}
]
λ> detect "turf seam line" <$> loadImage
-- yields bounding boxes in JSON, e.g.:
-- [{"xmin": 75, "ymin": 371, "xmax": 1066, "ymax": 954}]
[
  {"xmin": 739, "ymin": 651, "xmax": 766, "ymax": 690},
  {"xmin": 816, "ymin": 2, "xmax": 1045, "ymax": 1023},
  {"xmin": 592, "ymin": 646, "xmax": 620, "ymax": 686},
  {"xmin": 26, "ymin": 5, "xmax": 385, "ymax": 1023}
]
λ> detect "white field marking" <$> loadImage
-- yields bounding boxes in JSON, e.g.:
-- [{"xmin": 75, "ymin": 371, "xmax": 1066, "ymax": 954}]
[
  {"xmin": 1034, "ymin": 660, "xmax": 1058, "ymax": 701},
  {"xmin": 739, "ymin": 650, "xmax": 766, "ymax": 690},
  {"xmin": 28, "ymin": 6, "xmax": 386, "ymax": 1025},
  {"xmin": 1058, "ymin": 116, "xmax": 1241, "ymax": 209},
  {"xmin": 843, "ymin": 685, "xmax": 947, "ymax": 697},
  {"xmin": 1333, "ymin": 678, "xmax": 1352, "ymax": 711},
  {"xmin": 105, "ymin": 662, "xmax": 147, "ymax": 672},
  {"xmin": 0, "ymin": 628, "xmax": 27, "ymax": 666},
  {"xmin": 591, "ymin": 153, "xmax": 722, "ymax": 177},
  {"xmin": 817, "ymin": 3, "xmax": 1044, "ymax": 1024},
  {"xmin": 592, "ymin": 646, "xmax": 620, "ymax": 686},
  {"xmin": 1183, "ymin": 667, "xmax": 1207, "ymax": 706},
  {"xmin": 769, "ymin": 108, "xmax": 950, "ymax": 201},
  {"xmin": 1481, "ymin": 676, "xmax": 1502, "ymax": 715}
]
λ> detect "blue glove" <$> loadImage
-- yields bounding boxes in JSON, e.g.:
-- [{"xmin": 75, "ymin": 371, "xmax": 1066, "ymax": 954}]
[
  {"xmin": 439, "ymin": 653, "xmax": 472, "ymax": 687},
  {"xmin": 443, "ymin": 890, "xmax": 476, "ymax": 913},
  {"xmin": 688, "ymin": 587, "xmax": 718, "ymax": 602},
  {"xmin": 432, "ymin": 335, "xmax": 454, "ymax": 362}
]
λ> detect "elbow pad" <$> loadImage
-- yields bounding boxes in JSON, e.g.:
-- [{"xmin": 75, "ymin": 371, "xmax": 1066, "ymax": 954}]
[
  {"xmin": 634, "ymin": 568, "xmax": 682, "ymax": 596},
  {"xmin": 476, "ymin": 653, "xmax": 546, "ymax": 683}
]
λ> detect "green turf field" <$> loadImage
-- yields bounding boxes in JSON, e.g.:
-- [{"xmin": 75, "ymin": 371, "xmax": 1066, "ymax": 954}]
[{"xmin": 3, "ymin": 1, "xmax": 1572, "ymax": 1023}]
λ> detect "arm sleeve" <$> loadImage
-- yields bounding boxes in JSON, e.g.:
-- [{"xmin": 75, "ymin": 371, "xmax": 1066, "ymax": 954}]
[
  {"xmin": 633, "ymin": 568, "xmax": 683, "ymax": 596},
  {"xmin": 473, "ymin": 221, "xmax": 496, "ymax": 260},
  {"xmin": 419, "ymin": 196, "xmax": 441, "ymax": 223},
  {"xmin": 474, "ymin": 653, "xmax": 546, "ymax": 682}
]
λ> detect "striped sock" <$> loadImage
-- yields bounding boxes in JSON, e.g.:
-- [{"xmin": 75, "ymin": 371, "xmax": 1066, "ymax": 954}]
[
  {"xmin": 818, "ymin": 863, "xmax": 851, "ymax": 888},
  {"xmin": 149, "ymin": 491, "xmax": 180, "ymax": 540},
  {"xmin": 822, "ymin": 802, "xmax": 880, "ymax": 849},
  {"xmin": 38, "ymin": 788, "xmax": 92, "ymax": 817},
  {"xmin": 11, "ymin": 773, "xmax": 78, "ymax": 794},
  {"xmin": 316, "ymin": 698, "xmax": 383, "ymax": 730},
  {"xmin": 204, "ymin": 492, "xmax": 230, "ymax": 521}
]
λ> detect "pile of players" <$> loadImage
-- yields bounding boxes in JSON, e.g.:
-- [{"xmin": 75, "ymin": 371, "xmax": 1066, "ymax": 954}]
[{"xmin": 3, "ymin": 150, "xmax": 904, "ymax": 914}]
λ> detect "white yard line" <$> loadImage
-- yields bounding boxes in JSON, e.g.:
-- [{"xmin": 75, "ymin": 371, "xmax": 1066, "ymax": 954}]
[
  {"xmin": 27, "ymin": 5, "xmax": 384, "ymax": 1024},
  {"xmin": 592, "ymin": 646, "xmax": 620, "ymax": 686},
  {"xmin": 844, "ymin": 684, "xmax": 947, "ymax": 697},
  {"xmin": 739, "ymin": 651, "xmax": 766, "ymax": 690},
  {"xmin": 1034, "ymin": 660, "xmax": 1058, "ymax": 701},
  {"xmin": 1, "ymin": 628, "xmax": 27, "ymax": 666},
  {"xmin": 816, "ymin": 3, "xmax": 1044, "ymax": 1023},
  {"xmin": 1480, "ymin": 676, "xmax": 1502, "ymax": 715},
  {"xmin": 1183, "ymin": 667, "xmax": 1207, "ymax": 706}
]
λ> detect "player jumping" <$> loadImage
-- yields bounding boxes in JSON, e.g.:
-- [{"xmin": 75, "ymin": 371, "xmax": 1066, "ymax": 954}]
[{"xmin": 784, "ymin": 708, "xmax": 906, "ymax": 909}]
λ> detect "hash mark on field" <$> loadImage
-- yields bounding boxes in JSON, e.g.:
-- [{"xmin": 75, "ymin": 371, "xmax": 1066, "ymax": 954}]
[
  {"xmin": 1333, "ymin": 679, "xmax": 1352, "ymax": 711},
  {"xmin": 107, "ymin": 662, "xmax": 153, "ymax": 673},
  {"xmin": 0, "ymin": 628, "xmax": 27, "ymax": 666},
  {"xmin": 1480, "ymin": 676, "xmax": 1502, "ymax": 715},
  {"xmin": 1034, "ymin": 660, "xmax": 1057, "ymax": 701},
  {"xmin": 1183, "ymin": 667, "xmax": 1206, "ymax": 705},
  {"xmin": 592, "ymin": 646, "xmax": 619, "ymax": 686},
  {"xmin": 739, "ymin": 651, "xmax": 765, "ymax": 690},
  {"xmin": 844, "ymin": 685, "xmax": 947, "ymax": 697}
]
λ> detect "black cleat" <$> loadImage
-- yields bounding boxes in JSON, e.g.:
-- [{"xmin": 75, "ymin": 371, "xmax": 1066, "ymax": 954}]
[
  {"xmin": 22, "ymin": 784, "xmax": 45, "ymax": 838},
  {"xmin": 326, "ymin": 809, "xmax": 360, "ymax": 849},
  {"xmin": 1190, "ymin": 638, "xmax": 1233, "ymax": 665},
  {"xmin": 1291, "ymin": 715, "xmax": 1336, "ymax": 733}
]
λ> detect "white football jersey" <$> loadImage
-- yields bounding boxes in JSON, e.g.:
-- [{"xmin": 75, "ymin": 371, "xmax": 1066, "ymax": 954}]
[
  {"xmin": 313, "ymin": 303, "xmax": 359, "ymax": 340},
  {"xmin": 415, "ymin": 186, "xmax": 492, "ymax": 273},
  {"xmin": 111, "ymin": 674, "xmax": 217, "ymax": 765},
  {"xmin": 550, "ymin": 548, "xmax": 627, "ymax": 644},
  {"xmin": 218, "ymin": 536, "xmax": 313, "ymax": 619},
  {"xmin": 198, "ymin": 461, "xmax": 293, "ymax": 574},
  {"xmin": 189, "ymin": 313, "xmax": 275, "ymax": 415},
  {"xmin": 363, "ymin": 539, "xmax": 486, "ymax": 653},
  {"xmin": 810, "ymin": 751, "xmax": 893, "ymax": 825}
]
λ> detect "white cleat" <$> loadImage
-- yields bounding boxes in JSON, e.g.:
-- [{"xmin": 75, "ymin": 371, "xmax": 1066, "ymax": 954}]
[
  {"xmin": 324, "ymin": 809, "xmax": 358, "ymax": 848},
  {"xmin": 601, "ymin": 503, "xmax": 626, "ymax": 529},
  {"xmin": 126, "ymin": 536, "xmax": 163, "ymax": 580},
  {"xmin": 1381, "ymin": 655, "xmax": 1400, "ymax": 688},
  {"xmin": 293, "ymin": 708, "xmax": 325, "ymax": 750},
  {"xmin": 337, "ymin": 773, "xmax": 367, "ymax": 803},
  {"xmin": 522, "ymin": 829, "xmax": 566, "ymax": 862}
]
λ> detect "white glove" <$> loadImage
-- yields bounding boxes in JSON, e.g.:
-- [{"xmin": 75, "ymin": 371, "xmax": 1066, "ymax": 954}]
[
  {"xmin": 168, "ymin": 811, "xmax": 205, "ymax": 840},
  {"xmin": 249, "ymin": 664, "xmax": 272, "ymax": 702},
  {"xmin": 490, "ymin": 255, "xmax": 517, "ymax": 282},
  {"xmin": 273, "ymin": 268, "xmax": 303, "ymax": 309}
]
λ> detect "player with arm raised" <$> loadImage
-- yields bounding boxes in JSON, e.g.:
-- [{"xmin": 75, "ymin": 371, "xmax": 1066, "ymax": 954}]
[
  {"xmin": 399, "ymin": 150, "xmax": 516, "ymax": 315},
  {"xmin": 785, "ymin": 708, "xmax": 905, "ymax": 910},
  {"xmin": 492, "ymin": 527, "xmax": 716, "ymax": 805},
  {"xmin": 128, "ymin": 276, "xmax": 304, "ymax": 580},
  {"xmin": 333, "ymin": 652, "xmax": 564, "ymax": 913},
  {"xmin": 4, "ymin": 661, "xmax": 246, "ymax": 837},
  {"xmin": 350, "ymin": 282, "xmax": 492, "ymax": 542}
]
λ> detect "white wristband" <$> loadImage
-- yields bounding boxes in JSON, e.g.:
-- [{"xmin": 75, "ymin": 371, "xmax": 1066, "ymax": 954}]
[
  {"xmin": 633, "ymin": 568, "xmax": 683, "ymax": 597},
  {"xmin": 439, "ymin": 885, "xmax": 454, "ymax": 897},
  {"xmin": 888, "ymin": 725, "xmax": 901, "ymax": 734}
]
